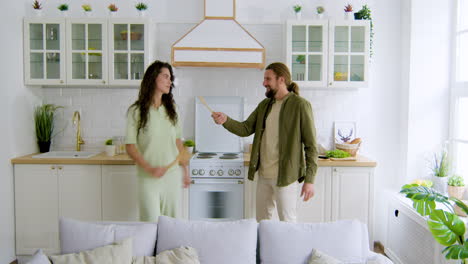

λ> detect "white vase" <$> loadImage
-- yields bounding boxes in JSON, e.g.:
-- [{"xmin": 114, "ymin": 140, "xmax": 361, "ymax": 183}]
[
  {"xmin": 84, "ymin": 11, "xmax": 93, "ymax": 17},
  {"xmin": 105, "ymin": 145, "xmax": 116, "ymax": 156},
  {"xmin": 317, "ymin": 13, "xmax": 324, "ymax": 19},
  {"xmin": 295, "ymin": 12, "xmax": 302, "ymax": 20},
  {"xmin": 60, "ymin": 10, "xmax": 68, "ymax": 17},
  {"xmin": 431, "ymin": 175, "xmax": 448, "ymax": 195},
  {"xmin": 33, "ymin": 9, "xmax": 43, "ymax": 17},
  {"xmin": 109, "ymin": 11, "xmax": 117, "ymax": 17},
  {"xmin": 137, "ymin": 10, "xmax": 146, "ymax": 17},
  {"xmin": 345, "ymin": 12, "xmax": 354, "ymax": 20}
]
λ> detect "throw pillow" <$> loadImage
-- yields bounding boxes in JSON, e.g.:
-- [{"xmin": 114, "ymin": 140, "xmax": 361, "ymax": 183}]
[
  {"xmin": 131, "ymin": 246, "xmax": 200, "ymax": 264},
  {"xmin": 26, "ymin": 249, "xmax": 51, "ymax": 264},
  {"xmin": 59, "ymin": 217, "xmax": 114, "ymax": 254},
  {"xmin": 101, "ymin": 222, "xmax": 157, "ymax": 256},
  {"xmin": 156, "ymin": 216, "xmax": 258, "ymax": 264},
  {"xmin": 308, "ymin": 248, "xmax": 342, "ymax": 264},
  {"xmin": 49, "ymin": 238, "xmax": 132, "ymax": 264}
]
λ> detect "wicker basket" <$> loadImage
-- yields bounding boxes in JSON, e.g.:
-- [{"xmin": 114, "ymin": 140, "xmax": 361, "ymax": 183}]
[{"xmin": 335, "ymin": 142, "xmax": 361, "ymax": 157}]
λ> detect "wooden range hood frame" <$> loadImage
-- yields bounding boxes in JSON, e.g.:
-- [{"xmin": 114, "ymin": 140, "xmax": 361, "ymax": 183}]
[{"xmin": 171, "ymin": 0, "xmax": 265, "ymax": 69}]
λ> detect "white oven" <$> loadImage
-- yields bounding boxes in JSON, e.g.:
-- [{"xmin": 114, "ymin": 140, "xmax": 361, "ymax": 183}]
[
  {"xmin": 189, "ymin": 96, "xmax": 245, "ymax": 221},
  {"xmin": 189, "ymin": 178, "xmax": 244, "ymax": 221}
]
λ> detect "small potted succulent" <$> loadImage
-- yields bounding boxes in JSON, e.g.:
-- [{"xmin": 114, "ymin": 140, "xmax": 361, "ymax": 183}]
[
  {"xmin": 448, "ymin": 174, "xmax": 465, "ymax": 200},
  {"xmin": 344, "ymin": 4, "xmax": 353, "ymax": 20},
  {"xmin": 183, "ymin": 139, "xmax": 195, "ymax": 154},
  {"xmin": 429, "ymin": 150, "xmax": 450, "ymax": 194},
  {"xmin": 105, "ymin": 139, "xmax": 116, "ymax": 156},
  {"xmin": 295, "ymin": 55, "xmax": 305, "ymax": 64},
  {"xmin": 108, "ymin": 3, "xmax": 118, "ymax": 16},
  {"xmin": 82, "ymin": 4, "xmax": 92, "ymax": 16},
  {"xmin": 135, "ymin": 2, "xmax": 148, "ymax": 16},
  {"xmin": 32, "ymin": 0, "xmax": 43, "ymax": 16},
  {"xmin": 293, "ymin": 4, "xmax": 302, "ymax": 20},
  {"xmin": 57, "ymin": 3, "xmax": 69, "ymax": 16},
  {"xmin": 316, "ymin": 6, "xmax": 325, "ymax": 19}
]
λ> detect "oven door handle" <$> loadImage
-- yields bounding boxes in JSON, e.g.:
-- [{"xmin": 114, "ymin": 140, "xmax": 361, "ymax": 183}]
[{"xmin": 190, "ymin": 179, "xmax": 244, "ymax": 184}]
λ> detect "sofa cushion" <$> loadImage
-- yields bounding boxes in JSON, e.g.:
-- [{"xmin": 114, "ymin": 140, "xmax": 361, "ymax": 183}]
[
  {"xmin": 259, "ymin": 220, "xmax": 369, "ymax": 264},
  {"xmin": 101, "ymin": 221, "xmax": 157, "ymax": 256},
  {"xmin": 308, "ymin": 248, "xmax": 342, "ymax": 264},
  {"xmin": 156, "ymin": 216, "xmax": 258, "ymax": 264},
  {"xmin": 132, "ymin": 246, "xmax": 200, "ymax": 264},
  {"xmin": 26, "ymin": 249, "xmax": 51, "ymax": 264},
  {"xmin": 59, "ymin": 218, "xmax": 114, "ymax": 254},
  {"xmin": 50, "ymin": 238, "xmax": 132, "ymax": 264}
]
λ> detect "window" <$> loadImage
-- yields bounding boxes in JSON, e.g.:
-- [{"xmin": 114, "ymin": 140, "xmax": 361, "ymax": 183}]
[{"xmin": 450, "ymin": 0, "xmax": 468, "ymax": 177}]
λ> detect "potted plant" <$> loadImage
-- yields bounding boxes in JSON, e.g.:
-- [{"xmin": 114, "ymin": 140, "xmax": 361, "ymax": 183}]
[
  {"xmin": 82, "ymin": 4, "xmax": 92, "ymax": 16},
  {"xmin": 293, "ymin": 4, "xmax": 302, "ymax": 20},
  {"xmin": 135, "ymin": 2, "xmax": 148, "ymax": 16},
  {"xmin": 57, "ymin": 3, "xmax": 69, "ymax": 16},
  {"xmin": 430, "ymin": 150, "xmax": 450, "ymax": 194},
  {"xmin": 183, "ymin": 139, "xmax": 195, "ymax": 154},
  {"xmin": 32, "ymin": 0, "xmax": 43, "ymax": 16},
  {"xmin": 295, "ymin": 55, "xmax": 305, "ymax": 64},
  {"xmin": 108, "ymin": 3, "xmax": 118, "ymax": 16},
  {"xmin": 105, "ymin": 139, "xmax": 116, "ymax": 156},
  {"xmin": 448, "ymin": 175, "xmax": 465, "ymax": 200},
  {"xmin": 34, "ymin": 104, "xmax": 63, "ymax": 153},
  {"xmin": 401, "ymin": 184, "xmax": 468, "ymax": 263},
  {"xmin": 354, "ymin": 4, "xmax": 374, "ymax": 57},
  {"xmin": 316, "ymin": 6, "xmax": 325, "ymax": 19},
  {"xmin": 344, "ymin": 4, "xmax": 353, "ymax": 20}
]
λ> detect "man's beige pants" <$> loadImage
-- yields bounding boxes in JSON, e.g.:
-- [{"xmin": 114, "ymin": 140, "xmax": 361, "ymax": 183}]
[{"xmin": 256, "ymin": 177, "xmax": 298, "ymax": 222}]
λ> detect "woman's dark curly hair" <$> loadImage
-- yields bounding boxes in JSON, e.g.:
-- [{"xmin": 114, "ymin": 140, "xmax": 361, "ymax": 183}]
[{"xmin": 129, "ymin": 60, "xmax": 178, "ymax": 137}]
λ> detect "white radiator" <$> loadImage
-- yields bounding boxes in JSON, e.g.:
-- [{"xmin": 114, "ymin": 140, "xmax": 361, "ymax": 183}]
[{"xmin": 386, "ymin": 194, "xmax": 459, "ymax": 264}]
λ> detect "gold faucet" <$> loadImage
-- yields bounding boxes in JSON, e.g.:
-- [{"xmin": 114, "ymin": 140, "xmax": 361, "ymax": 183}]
[{"xmin": 72, "ymin": 111, "xmax": 85, "ymax": 151}]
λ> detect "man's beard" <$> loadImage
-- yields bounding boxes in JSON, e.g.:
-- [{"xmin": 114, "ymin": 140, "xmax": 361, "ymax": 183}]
[{"xmin": 265, "ymin": 87, "xmax": 276, "ymax": 98}]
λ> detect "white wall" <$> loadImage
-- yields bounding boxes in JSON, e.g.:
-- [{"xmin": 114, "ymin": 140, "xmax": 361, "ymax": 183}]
[{"xmin": 0, "ymin": 1, "xmax": 42, "ymax": 263}]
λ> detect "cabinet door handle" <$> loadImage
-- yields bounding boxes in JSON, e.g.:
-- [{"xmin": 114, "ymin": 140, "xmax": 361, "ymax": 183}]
[
  {"xmin": 191, "ymin": 180, "xmax": 195, "ymax": 184},
  {"xmin": 60, "ymin": 80, "xmax": 64, "ymax": 84},
  {"xmin": 58, "ymin": 166, "xmax": 63, "ymax": 170},
  {"xmin": 51, "ymin": 166, "xmax": 55, "ymax": 170},
  {"xmin": 329, "ymin": 82, "xmax": 333, "ymax": 85},
  {"xmin": 102, "ymin": 80, "xmax": 106, "ymax": 84}
]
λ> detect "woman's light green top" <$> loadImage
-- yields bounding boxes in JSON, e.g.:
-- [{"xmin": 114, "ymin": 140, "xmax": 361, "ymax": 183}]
[{"xmin": 125, "ymin": 105, "xmax": 182, "ymax": 175}]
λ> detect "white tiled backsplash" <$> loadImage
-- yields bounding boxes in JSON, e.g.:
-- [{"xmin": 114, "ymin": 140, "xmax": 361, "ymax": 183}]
[
  {"xmin": 43, "ymin": 83, "xmax": 358, "ymax": 152},
  {"xmin": 41, "ymin": 23, "xmax": 359, "ymax": 152}
]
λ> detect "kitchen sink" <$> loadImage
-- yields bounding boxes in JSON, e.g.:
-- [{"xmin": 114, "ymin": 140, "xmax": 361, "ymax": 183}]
[{"xmin": 32, "ymin": 151, "xmax": 100, "ymax": 159}]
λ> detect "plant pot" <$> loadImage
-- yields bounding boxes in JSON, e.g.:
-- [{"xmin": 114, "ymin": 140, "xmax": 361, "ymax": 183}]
[
  {"xmin": 33, "ymin": 9, "xmax": 43, "ymax": 17},
  {"xmin": 137, "ymin": 10, "xmax": 146, "ymax": 17},
  {"xmin": 317, "ymin": 13, "xmax": 324, "ymax": 19},
  {"xmin": 185, "ymin": 146, "xmax": 194, "ymax": 154},
  {"xmin": 431, "ymin": 175, "xmax": 448, "ymax": 195},
  {"xmin": 295, "ymin": 12, "xmax": 302, "ymax": 20},
  {"xmin": 345, "ymin": 12, "xmax": 354, "ymax": 20},
  {"xmin": 354, "ymin": 13, "xmax": 363, "ymax": 20},
  {"xmin": 448, "ymin": 185, "xmax": 466, "ymax": 200},
  {"xmin": 105, "ymin": 145, "xmax": 116, "ymax": 156},
  {"xmin": 38, "ymin": 141, "xmax": 51, "ymax": 153}
]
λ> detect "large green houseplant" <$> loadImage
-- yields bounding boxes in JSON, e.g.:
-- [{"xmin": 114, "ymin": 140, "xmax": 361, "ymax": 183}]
[
  {"xmin": 34, "ymin": 104, "xmax": 62, "ymax": 152},
  {"xmin": 401, "ymin": 184, "xmax": 468, "ymax": 263}
]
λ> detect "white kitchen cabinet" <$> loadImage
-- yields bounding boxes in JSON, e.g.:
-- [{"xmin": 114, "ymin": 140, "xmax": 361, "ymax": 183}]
[
  {"xmin": 14, "ymin": 164, "xmax": 101, "ymax": 255},
  {"xmin": 23, "ymin": 17, "xmax": 149, "ymax": 87},
  {"xmin": 286, "ymin": 20, "xmax": 370, "ymax": 88},
  {"xmin": 23, "ymin": 18, "xmax": 66, "ymax": 85},
  {"xmin": 66, "ymin": 18, "xmax": 108, "ymax": 85},
  {"xmin": 108, "ymin": 19, "xmax": 149, "ymax": 85},
  {"xmin": 297, "ymin": 167, "xmax": 331, "ymax": 223},
  {"xmin": 102, "ymin": 165, "xmax": 139, "ymax": 221}
]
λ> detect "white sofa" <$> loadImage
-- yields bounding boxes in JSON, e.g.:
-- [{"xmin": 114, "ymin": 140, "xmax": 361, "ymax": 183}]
[{"xmin": 27, "ymin": 216, "xmax": 393, "ymax": 264}]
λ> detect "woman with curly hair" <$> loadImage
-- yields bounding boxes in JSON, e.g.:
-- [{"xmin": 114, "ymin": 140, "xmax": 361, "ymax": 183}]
[{"xmin": 125, "ymin": 60, "xmax": 190, "ymax": 221}]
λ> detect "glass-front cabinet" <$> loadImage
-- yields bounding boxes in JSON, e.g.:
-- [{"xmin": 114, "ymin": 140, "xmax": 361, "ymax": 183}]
[
  {"xmin": 109, "ymin": 19, "xmax": 148, "ymax": 85},
  {"xmin": 287, "ymin": 20, "xmax": 328, "ymax": 87},
  {"xmin": 286, "ymin": 20, "xmax": 370, "ymax": 89},
  {"xmin": 23, "ymin": 18, "xmax": 149, "ymax": 87},
  {"xmin": 328, "ymin": 20, "xmax": 369, "ymax": 88},
  {"xmin": 24, "ymin": 18, "xmax": 66, "ymax": 85},
  {"xmin": 66, "ymin": 18, "xmax": 107, "ymax": 85}
]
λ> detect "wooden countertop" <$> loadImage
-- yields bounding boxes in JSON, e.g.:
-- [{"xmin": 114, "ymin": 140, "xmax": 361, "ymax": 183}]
[{"xmin": 12, "ymin": 152, "xmax": 376, "ymax": 167}]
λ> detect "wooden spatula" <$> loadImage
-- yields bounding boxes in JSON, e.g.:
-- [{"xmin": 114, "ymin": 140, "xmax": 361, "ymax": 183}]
[
  {"xmin": 165, "ymin": 148, "xmax": 192, "ymax": 169},
  {"xmin": 198, "ymin": 96, "xmax": 214, "ymax": 113}
]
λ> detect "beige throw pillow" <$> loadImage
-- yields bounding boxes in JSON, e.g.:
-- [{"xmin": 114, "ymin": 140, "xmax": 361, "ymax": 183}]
[
  {"xmin": 49, "ymin": 238, "xmax": 132, "ymax": 264},
  {"xmin": 308, "ymin": 248, "xmax": 342, "ymax": 264},
  {"xmin": 132, "ymin": 246, "xmax": 200, "ymax": 264}
]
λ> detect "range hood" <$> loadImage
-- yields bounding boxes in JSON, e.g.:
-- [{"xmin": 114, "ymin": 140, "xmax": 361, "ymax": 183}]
[{"xmin": 171, "ymin": 0, "xmax": 265, "ymax": 69}]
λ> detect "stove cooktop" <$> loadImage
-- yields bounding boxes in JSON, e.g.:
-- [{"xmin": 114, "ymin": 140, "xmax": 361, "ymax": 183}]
[{"xmin": 191, "ymin": 152, "xmax": 244, "ymax": 162}]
